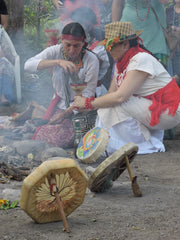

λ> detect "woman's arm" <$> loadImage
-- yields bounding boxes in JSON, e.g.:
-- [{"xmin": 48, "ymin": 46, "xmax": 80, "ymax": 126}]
[
  {"xmin": 112, "ymin": 0, "xmax": 125, "ymax": 22},
  {"xmin": 73, "ymin": 70, "xmax": 149, "ymax": 109},
  {"xmin": 108, "ymin": 74, "xmax": 117, "ymax": 93}
]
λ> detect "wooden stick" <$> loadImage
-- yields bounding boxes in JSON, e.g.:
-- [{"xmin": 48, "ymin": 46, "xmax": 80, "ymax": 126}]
[
  {"xmin": 125, "ymin": 154, "xmax": 142, "ymax": 197},
  {"xmin": 125, "ymin": 155, "xmax": 133, "ymax": 181},
  {"xmin": 50, "ymin": 178, "xmax": 70, "ymax": 232},
  {"xmin": 54, "ymin": 192, "xmax": 70, "ymax": 233}
]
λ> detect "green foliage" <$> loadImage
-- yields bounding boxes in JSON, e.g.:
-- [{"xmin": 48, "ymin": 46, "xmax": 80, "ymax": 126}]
[
  {"xmin": 0, "ymin": 200, "xmax": 19, "ymax": 210},
  {"xmin": 24, "ymin": 0, "xmax": 60, "ymax": 52}
]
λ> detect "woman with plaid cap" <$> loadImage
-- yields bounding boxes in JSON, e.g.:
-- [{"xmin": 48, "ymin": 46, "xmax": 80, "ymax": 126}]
[
  {"xmin": 72, "ymin": 21, "xmax": 180, "ymax": 154},
  {"xmin": 112, "ymin": 0, "xmax": 169, "ymax": 68}
]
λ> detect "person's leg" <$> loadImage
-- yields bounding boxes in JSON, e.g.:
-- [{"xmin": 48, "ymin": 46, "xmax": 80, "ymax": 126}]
[
  {"xmin": 96, "ymin": 116, "xmax": 165, "ymax": 154},
  {"xmin": 1, "ymin": 73, "xmax": 13, "ymax": 103}
]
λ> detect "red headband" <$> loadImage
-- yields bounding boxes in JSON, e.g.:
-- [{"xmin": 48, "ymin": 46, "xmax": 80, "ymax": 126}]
[{"xmin": 61, "ymin": 34, "xmax": 84, "ymax": 41}]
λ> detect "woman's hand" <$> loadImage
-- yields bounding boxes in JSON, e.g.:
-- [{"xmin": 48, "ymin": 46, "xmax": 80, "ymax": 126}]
[
  {"xmin": 72, "ymin": 96, "xmax": 86, "ymax": 110},
  {"xmin": 49, "ymin": 106, "xmax": 73, "ymax": 125}
]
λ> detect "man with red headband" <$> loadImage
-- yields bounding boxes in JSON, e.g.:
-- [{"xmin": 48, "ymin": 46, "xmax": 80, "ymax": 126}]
[{"xmin": 24, "ymin": 22, "xmax": 99, "ymax": 148}]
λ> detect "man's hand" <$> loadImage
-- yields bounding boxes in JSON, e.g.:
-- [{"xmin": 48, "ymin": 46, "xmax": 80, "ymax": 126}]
[
  {"xmin": 59, "ymin": 59, "xmax": 77, "ymax": 74},
  {"xmin": 72, "ymin": 96, "xmax": 86, "ymax": 110},
  {"xmin": 49, "ymin": 106, "xmax": 73, "ymax": 125}
]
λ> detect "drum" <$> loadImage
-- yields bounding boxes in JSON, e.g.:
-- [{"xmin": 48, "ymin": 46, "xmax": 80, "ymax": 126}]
[
  {"xmin": 88, "ymin": 142, "xmax": 138, "ymax": 192},
  {"xmin": 76, "ymin": 127, "xmax": 110, "ymax": 164}
]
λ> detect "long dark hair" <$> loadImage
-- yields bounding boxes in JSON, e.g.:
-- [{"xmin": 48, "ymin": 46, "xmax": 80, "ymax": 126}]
[
  {"xmin": 129, "ymin": 38, "xmax": 159, "ymax": 61},
  {"xmin": 62, "ymin": 22, "xmax": 87, "ymax": 40}
]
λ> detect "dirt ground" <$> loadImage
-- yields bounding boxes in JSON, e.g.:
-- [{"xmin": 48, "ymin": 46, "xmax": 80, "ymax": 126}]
[
  {"xmin": 0, "ymin": 75, "xmax": 180, "ymax": 240},
  {"xmin": 0, "ymin": 138, "xmax": 180, "ymax": 240},
  {"xmin": 0, "ymin": 128, "xmax": 180, "ymax": 239}
]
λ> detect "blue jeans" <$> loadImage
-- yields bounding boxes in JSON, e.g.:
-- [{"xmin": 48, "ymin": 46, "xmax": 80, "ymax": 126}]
[{"xmin": 0, "ymin": 73, "xmax": 13, "ymax": 102}]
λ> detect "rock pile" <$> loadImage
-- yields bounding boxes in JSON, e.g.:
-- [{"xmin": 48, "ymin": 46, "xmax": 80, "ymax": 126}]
[{"xmin": 0, "ymin": 137, "xmax": 70, "ymax": 181}]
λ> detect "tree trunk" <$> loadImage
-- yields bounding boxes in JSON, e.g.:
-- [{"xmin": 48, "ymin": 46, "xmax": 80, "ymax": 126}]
[
  {"xmin": 5, "ymin": 0, "xmax": 24, "ymax": 79},
  {"xmin": 5, "ymin": 0, "xmax": 24, "ymax": 57}
]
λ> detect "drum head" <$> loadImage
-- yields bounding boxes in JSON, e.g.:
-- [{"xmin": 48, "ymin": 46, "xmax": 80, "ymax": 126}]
[
  {"xmin": 88, "ymin": 142, "xmax": 138, "ymax": 192},
  {"xmin": 76, "ymin": 127, "xmax": 109, "ymax": 164}
]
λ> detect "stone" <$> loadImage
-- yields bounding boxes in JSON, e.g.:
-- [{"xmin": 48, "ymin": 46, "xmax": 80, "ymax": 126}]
[
  {"xmin": 13, "ymin": 140, "xmax": 48, "ymax": 156},
  {"xmin": 41, "ymin": 147, "xmax": 69, "ymax": 162},
  {"xmin": 2, "ymin": 188, "xmax": 21, "ymax": 202}
]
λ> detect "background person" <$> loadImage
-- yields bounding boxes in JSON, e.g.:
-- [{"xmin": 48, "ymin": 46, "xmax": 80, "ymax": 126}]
[
  {"xmin": 98, "ymin": 0, "xmax": 113, "ymax": 39},
  {"xmin": 0, "ymin": 0, "xmax": 8, "ymax": 30},
  {"xmin": 0, "ymin": 25, "xmax": 16, "ymax": 106},
  {"xmin": 53, "ymin": 0, "xmax": 100, "ymax": 30},
  {"xmin": 166, "ymin": 0, "xmax": 180, "ymax": 86},
  {"xmin": 0, "ymin": 46, "xmax": 15, "ymax": 106},
  {"xmin": 70, "ymin": 6, "xmax": 110, "ymax": 96},
  {"xmin": 72, "ymin": 22, "xmax": 180, "ymax": 154}
]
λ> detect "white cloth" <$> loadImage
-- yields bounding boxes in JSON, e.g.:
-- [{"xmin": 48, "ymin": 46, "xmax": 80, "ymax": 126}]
[
  {"xmin": 96, "ymin": 53, "xmax": 180, "ymax": 154},
  {"xmin": 24, "ymin": 44, "xmax": 99, "ymax": 109},
  {"xmin": 96, "ymin": 117, "xmax": 165, "ymax": 155},
  {"xmin": 115, "ymin": 52, "xmax": 171, "ymax": 96}
]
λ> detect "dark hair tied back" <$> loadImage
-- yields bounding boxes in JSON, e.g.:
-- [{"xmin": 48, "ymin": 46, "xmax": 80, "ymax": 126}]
[{"xmin": 62, "ymin": 22, "xmax": 86, "ymax": 39}]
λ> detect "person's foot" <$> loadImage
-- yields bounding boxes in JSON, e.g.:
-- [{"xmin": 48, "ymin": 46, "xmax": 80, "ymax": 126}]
[{"xmin": 0, "ymin": 95, "xmax": 11, "ymax": 106}]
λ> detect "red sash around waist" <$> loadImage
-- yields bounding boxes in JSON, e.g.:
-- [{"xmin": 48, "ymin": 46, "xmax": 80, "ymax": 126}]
[{"xmin": 144, "ymin": 78, "xmax": 180, "ymax": 126}]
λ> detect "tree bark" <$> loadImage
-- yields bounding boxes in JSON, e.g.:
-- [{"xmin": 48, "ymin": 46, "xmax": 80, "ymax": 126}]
[
  {"xmin": 5, "ymin": 0, "xmax": 24, "ymax": 56},
  {"xmin": 5, "ymin": 0, "xmax": 24, "ymax": 78}
]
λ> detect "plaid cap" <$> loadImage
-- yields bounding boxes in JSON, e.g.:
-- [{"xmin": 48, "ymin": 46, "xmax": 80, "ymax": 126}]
[{"xmin": 99, "ymin": 22, "xmax": 143, "ymax": 45}]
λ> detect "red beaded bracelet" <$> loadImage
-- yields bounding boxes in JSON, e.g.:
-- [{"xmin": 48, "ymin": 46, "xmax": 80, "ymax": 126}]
[{"xmin": 85, "ymin": 96, "xmax": 95, "ymax": 110}]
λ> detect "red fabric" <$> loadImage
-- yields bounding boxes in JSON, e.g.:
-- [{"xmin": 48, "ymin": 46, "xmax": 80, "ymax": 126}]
[
  {"xmin": 32, "ymin": 109, "xmax": 75, "ymax": 148},
  {"xmin": 43, "ymin": 92, "xmax": 60, "ymax": 120},
  {"xmin": 33, "ymin": 118, "xmax": 75, "ymax": 148},
  {"xmin": 48, "ymin": 36, "xmax": 60, "ymax": 46},
  {"xmin": 32, "ymin": 93, "xmax": 60, "ymax": 141},
  {"xmin": 89, "ymin": 41, "xmax": 99, "ymax": 51},
  {"xmin": 144, "ymin": 79, "xmax": 180, "ymax": 126},
  {"xmin": 116, "ymin": 46, "xmax": 149, "ymax": 74}
]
